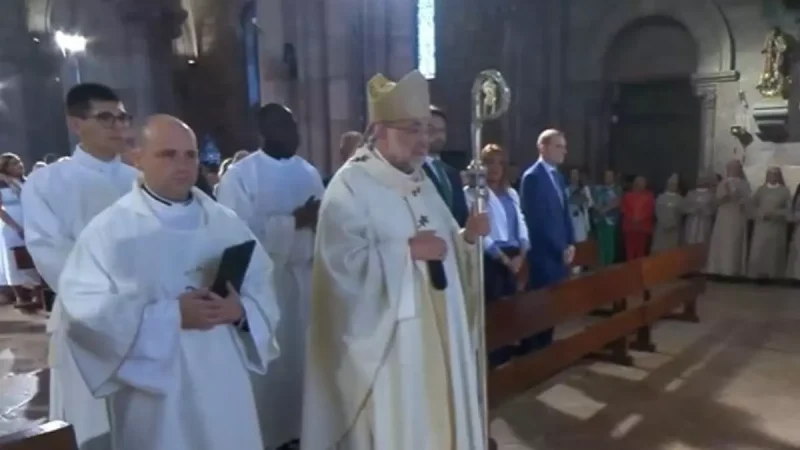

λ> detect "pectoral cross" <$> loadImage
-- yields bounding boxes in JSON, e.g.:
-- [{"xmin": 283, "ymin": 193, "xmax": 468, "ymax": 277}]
[{"xmin": 418, "ymin": 215, "xmax": 429, "ymax": 228}]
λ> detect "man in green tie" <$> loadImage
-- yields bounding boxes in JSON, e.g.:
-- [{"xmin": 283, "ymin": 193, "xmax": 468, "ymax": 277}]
[{"xmin": 423, "ymin": 105, "xmax": 469, "ymax": 226}]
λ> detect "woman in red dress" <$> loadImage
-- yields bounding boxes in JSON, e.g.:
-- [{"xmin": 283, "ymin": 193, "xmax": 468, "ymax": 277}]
[{"xmin": 622, "ymin": 175, "xmax": 655, "ymax": 260}]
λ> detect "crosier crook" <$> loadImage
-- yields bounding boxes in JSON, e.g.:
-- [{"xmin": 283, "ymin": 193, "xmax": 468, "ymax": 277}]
[{"xmin": 466, "ymin": 69, "xmax": 511, "ymax": 449}]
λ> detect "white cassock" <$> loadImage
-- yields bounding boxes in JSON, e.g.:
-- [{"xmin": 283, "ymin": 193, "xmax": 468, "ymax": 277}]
[
  {"xmin": 217, "ymin": 150, "xmax": 324, "ymax": 447},
  {"xmin": 302, "ymin": 146, "xmax": 485, "ymax": 450},
  {"xmin": 57, "ymin": 181, "xmax": 281, "ymax": 450},
  {"xmin": 22, "ymin": 146, "xmax": 137, "ymax": 448}
]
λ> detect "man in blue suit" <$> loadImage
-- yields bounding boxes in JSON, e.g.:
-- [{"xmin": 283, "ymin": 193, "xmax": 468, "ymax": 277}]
[
  {"xmin": 518, "ymin": 129, "xmax": 575, "ymax": 353},
  {"xmin": 423, "ymin": 105, "xmax": 469, "ymax": 226}
]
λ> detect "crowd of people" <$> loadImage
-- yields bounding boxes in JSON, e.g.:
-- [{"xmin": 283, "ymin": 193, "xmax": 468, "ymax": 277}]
[{"xmin": 3, "ymin": 65, "xmax": 798, "ymax": 450}]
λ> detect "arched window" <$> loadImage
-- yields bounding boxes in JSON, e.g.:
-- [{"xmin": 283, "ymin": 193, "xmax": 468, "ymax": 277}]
[
  {"xmin": 241, "ymin": 1, "xmax": 261, "ymax": 107},
  {"xmin": 416, "ymin": 0, "xmax": 436, "ymax": 79}
]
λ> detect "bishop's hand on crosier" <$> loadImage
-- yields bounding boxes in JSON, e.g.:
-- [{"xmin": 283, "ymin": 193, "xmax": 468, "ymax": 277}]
[{"xmin": 462, "ymin": 210, "xmax": 490, "ymax": 244}]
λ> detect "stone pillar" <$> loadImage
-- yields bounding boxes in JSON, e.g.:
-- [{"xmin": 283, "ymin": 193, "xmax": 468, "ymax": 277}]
[
  {"xmin": 48, "ymin": 0, "xmax": 186, "ymax": 118},
  {"xmin": 692, "ymin": 71, "xmax": 739, "ymax": 174},
  {"xmin": 695, "ymin": 85, "xmax": 717, "ymax": 172},
  {"xmin": 116, "ymin": 0, "xmax": 187, "ymax": 115},
  {"xmin": 266, "ymin": 0, "xmax": 416, "ymax": 174},
  {"xmin": 257, "ymin": 0, "xmax": 289, "ymax": 105},
  {"xmin": 544, "ymin": 0, "xmax": 565, "ymax": 125}
]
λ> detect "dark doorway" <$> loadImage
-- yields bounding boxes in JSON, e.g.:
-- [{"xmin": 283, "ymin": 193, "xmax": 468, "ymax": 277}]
[{"xmin": 609, "ymin": 78, "xmax": 701, "ymax": 192}]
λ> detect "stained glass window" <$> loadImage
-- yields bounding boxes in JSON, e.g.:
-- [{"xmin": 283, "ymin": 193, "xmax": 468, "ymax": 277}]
[
  {"xmin": 242, "ymin": 2, "xmax": 261, "ymax": 107},
  {"xmin": 417, "ymin": 0, "xmax": 436, "ymax": 80}
]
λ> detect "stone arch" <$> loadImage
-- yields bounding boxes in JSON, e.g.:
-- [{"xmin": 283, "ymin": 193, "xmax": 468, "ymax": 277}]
[{"xmin": 576, "ymin": 0, "xmax": 733, "ymax": 81}]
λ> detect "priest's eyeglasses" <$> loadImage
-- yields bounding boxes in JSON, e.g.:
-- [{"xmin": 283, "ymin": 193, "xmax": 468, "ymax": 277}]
[
  {"xmin": 385, "ymin": 121, "xmax": 429, "ymax": 136},
  {"xmin": 88, "ymin": 112, "xmax": 133, "ymax": 128}
]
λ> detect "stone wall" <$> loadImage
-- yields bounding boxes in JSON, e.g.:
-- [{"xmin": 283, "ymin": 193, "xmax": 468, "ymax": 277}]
[
  {"xmin": 432, "ymin": 0, "xmax": 800, "ymax": 189},
  {"xmin": 255, "ymin": 0, "xmax": 416, "ymax": 175},
  {"xmin": 0, "ymin": 0, "xmax": 188, "ymax": 162},
  {"xmin": 563, "ymin": 0, "xmax": 800, "ymax": 188},
  {"xmin": 431, "ymin": 0, "xmax": 555, "ymax": 174}
]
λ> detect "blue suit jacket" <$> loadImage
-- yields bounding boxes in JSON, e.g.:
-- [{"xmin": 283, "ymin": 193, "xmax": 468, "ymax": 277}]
[{"xmin": 520, "ymin": 161, "xmax": 575, "ymax": 289}]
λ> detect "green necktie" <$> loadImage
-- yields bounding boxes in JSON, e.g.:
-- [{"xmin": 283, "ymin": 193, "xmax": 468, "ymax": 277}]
[{"xmin": 433, "ymin": 160, "xmax": 453, "ymax": 208}]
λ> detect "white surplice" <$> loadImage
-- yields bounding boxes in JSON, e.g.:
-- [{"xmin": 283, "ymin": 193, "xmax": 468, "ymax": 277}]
[
  {"xmin": 302, "ymin": 146, "xmax": 485, "ymax": 450},
  {"xmin": 21, "ymin": 146, "xmax": 138, "ymax": 447},
  {"xmin": 57, "ymin": 181, "xmax": 281, "ymax": 450},
  {"xmin": 216, "ymin": 150, "xmax": 324, "ymax": 447}
]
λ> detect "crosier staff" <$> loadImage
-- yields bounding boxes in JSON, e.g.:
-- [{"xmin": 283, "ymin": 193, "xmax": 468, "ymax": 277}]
[{"xmin": 466, "ymin": 69, "xmax": 511, "ymax": 448}]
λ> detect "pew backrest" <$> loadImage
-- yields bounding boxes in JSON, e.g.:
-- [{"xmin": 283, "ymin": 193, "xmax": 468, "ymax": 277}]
[
  {"xmin": 487, "ymin": 261, "xmax": 642, "ymax": 351},
  {"xmin": 572, "ymin": 240, "xmax": 599, "ymax": 269},
  {"xmin": 640, "ymin": 244, "xmax": 707, "ymax": 287},
  {"xmin": 0, "ymin": 421, "xmax": 77, "ymax": 450}
]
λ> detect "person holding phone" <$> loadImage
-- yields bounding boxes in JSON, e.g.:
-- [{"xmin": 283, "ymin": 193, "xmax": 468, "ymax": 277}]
[{"xmin": 216, "ymin": 103, "xmax": 324, "ymax": 450}]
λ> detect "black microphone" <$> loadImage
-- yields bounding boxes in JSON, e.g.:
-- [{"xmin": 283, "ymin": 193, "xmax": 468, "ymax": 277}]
[{"xmin": 428, "ymin": 261, "xmax": 448, "ymax": 291}]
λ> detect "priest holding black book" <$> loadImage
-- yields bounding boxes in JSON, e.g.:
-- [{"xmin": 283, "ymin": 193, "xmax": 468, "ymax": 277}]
[{"xmin": 56, "ymin": 114, "xmax": 281, "ymax": 450}]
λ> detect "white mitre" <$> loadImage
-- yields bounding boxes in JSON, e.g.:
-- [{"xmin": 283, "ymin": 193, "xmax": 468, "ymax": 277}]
[{"xmin": 367, "ymin": 70, "xmax": 431, "ymax": 123}]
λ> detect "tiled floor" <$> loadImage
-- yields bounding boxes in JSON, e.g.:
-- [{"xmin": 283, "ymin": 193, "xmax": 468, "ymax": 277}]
[
  {"xmin": 2, "ymin": 283, "xmax": 800, "ymax": 449},
  {"xmin": 0, "ymin": 308, "xmax": 48, "ymax": 436},
  {"xmin": 491, "ymin": 283, "xmax": 800, "ymax": 449}
]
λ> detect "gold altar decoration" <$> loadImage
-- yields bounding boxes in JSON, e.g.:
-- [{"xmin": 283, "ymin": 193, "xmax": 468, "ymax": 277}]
[{"xmin": 756, "ymin": 27, "xmax": 790, "ymax": 99}]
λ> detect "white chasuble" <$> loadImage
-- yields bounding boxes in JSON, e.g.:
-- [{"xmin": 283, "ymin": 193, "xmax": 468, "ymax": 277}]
[
  {"xmin": 57, "ymin": 183, "xmax": 280, "ymax": 450},
  {"xmin": 21, "ymin": 146, "xmax": 138, "ymax": 447},
  {"xmin": 216, "ymin": 150, "xmax": 324, "ymax": 447},
  {"xmin": 302, "ymin": 146, "xmax": 485, "ymax": 450}
]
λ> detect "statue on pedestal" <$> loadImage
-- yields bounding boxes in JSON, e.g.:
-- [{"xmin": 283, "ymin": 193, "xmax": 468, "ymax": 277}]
[{"xmin": 756, "ymin": 27, "xmax": 790, "ymax": 98}]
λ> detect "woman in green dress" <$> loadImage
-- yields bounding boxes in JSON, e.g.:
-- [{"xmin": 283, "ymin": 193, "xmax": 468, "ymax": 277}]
[{"xmin": 592, "ymin": 169, "xmax": 622, "ymax": 266}]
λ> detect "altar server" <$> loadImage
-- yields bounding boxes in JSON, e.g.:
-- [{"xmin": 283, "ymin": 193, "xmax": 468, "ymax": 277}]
[{"xmin": 58, "ymin": 115, "xmax": 280, "ymax": 450}]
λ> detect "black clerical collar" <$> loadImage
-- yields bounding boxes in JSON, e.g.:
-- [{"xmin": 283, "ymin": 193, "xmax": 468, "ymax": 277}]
[
  {"xmin": 261, "ymin": 148, "xmax": 295, "ymax": 160},
  {"xmin": 142, "ymin": 184, "xmax": 193, "ymax": 207}
]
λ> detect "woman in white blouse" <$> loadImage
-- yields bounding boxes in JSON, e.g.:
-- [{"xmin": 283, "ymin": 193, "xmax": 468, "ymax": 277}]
[{"xmin": 464, "ymin": 143, "xmax": 529, "ymax": 366}]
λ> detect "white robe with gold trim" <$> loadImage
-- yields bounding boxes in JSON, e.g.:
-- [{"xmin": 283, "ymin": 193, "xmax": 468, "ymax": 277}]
[{"xmin": 302, "ymin": 146, "xmax": 485, "ymax": 450}]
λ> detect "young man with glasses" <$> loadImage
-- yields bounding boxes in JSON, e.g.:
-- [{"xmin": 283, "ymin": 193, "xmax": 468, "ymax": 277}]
[{"xmin": 21, "ymin": 82, "xmax": 138, "ymax": 450}]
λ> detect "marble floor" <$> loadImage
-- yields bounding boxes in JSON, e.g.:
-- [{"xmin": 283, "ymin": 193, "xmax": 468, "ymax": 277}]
[{"xmin": 2, "ymin": 283, "xmax": 800, "ymax": 449}]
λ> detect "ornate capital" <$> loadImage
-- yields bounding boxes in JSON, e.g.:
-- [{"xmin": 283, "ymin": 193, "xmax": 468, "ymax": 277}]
[{"xmin": 115, "ymin": 0, "xmax": 187, "ymax": 40}]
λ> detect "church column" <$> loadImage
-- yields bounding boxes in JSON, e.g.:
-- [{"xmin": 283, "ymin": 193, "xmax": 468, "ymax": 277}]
[
  {"xmin": 257, "ymin": 0, "xmax": 289, "ymax": 106},
  {"xmin": 695, "ymin": 85, "xmax": 717, "ymax": 173},
  {"xmin": 692, "ymin": 71, "xmax": 738, "ymax": 174},
  {"xmin": 543, "ymin": 0, "xmax": 565, "ymax": 125},
  {"xmin": 116, "ymin": 1, "xmax": 187, "ymax": 116}
]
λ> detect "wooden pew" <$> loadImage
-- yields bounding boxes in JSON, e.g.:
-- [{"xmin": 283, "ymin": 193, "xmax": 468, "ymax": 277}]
[
  {"xmin": 571, "ymin": 239, "xmax": 599, "ymax": 269},
  {"xmin": 631, "ymin": 245, "xmax": 707, "ymax": 351},
  {"xmin": 487, "ymin": 244, "xmax": 706, "ymax": 408},
  {"xmin": 0, "ymin": 421, "xmax": 77, "ymax": 450}
]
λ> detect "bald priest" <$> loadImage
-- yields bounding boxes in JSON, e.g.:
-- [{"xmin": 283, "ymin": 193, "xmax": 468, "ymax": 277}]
[{"xmin": 301, "ymin": 70, "xmax": 491, "ymax": 449}]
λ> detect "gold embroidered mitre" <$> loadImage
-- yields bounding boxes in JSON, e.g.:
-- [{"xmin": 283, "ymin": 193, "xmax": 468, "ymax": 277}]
[{"xmin": 367, "ymin": 70, "xmax": 431, "ymax": 123}]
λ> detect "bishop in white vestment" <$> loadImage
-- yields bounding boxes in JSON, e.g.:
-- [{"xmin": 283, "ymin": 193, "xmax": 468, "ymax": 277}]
[
  {"xmin": 58, "ymin": 115, "xmax": 280, "ymax": 450},
  {"xmin": 302, "ymin": 70, "xmax": 489, "ymax": 450},
  {"xmin": 21, "ymin": 83, "xmax": 138, "ymax": 449},
  {"xmin": 217, "ymin": 104, "xmax": 324, "ymax": 448}
]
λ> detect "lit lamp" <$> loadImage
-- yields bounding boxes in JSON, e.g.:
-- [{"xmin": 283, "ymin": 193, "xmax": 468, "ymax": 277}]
[
  {"xmin": 54, "ymin": 31, "xmax": 88, "ymax": 83},
  {"xmin": 730, "ymin": 125, "xmax": 753, "ymax": 147}
]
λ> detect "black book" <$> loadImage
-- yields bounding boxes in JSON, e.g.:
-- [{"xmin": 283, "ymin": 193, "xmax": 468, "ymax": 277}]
[{"xmin": 211, "ymin": 240, "xmax": 256, "ymax": 297}]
